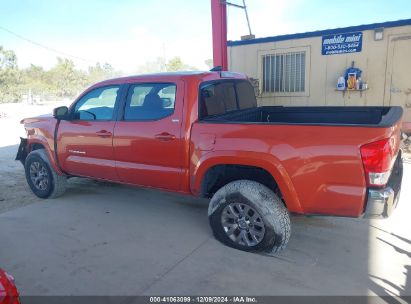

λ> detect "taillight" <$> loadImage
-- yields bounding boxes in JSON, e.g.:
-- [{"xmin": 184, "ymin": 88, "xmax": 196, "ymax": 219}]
[{"xmin": 360, "ymin": 137, "xmax": 397, "ymax": 187}]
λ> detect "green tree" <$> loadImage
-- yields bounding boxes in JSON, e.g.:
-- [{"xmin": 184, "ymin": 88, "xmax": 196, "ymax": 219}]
[
  {"xmin": 20, "ymin": 64, "xmax": 49, "ymax": 96},
  {"xmin": 0, "ymin": 46, "xmax": 21, "ymax": 103},
  {"xmin": 0, "ymin": 46, "xmax": 17, "ymax": 69},
  {"xmin": 0, "ymin": 46, "xmax": 125, "ymax": 103},
  {"xmin": 47, "ymin": 57, "xmax": 87, "ymax": 97},
  {"xmin": 205, "ymin": 59, "xmax": 213, "ymax": 70},
  {"xmin": 136, "ymin": 57, "xmax": 166, "ymax": 74},
  {"xmin": 87, "ymin": 62, "xmax": 115, "ymax": 85},
  {"xmin": 166, "ymin": 57, "xmax": 198, "ymax": 72}
]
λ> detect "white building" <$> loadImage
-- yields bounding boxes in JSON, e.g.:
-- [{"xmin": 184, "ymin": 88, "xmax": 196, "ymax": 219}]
[{"xmin": 228, "ymin": 19, "xmax": 411, "ymax": 131}]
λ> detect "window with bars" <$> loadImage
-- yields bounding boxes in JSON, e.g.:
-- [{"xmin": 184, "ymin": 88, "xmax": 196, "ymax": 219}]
[{"xmin": 262, "ymin": 51, "xmax": 306, "ymax": 93}]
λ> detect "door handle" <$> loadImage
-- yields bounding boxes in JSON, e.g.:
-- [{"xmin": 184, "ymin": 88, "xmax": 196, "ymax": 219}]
[
  {"xmin": 155, "ymin": 132, "xmax": 176, "ymax": 141},
  {"xmin": 96, "ymin": 130, "xmax": 112, "ymax": 137}
]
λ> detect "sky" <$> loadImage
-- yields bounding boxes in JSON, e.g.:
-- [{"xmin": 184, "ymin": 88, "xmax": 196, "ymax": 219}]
[{"xmin": 0, "ymin": 0, "xmax": 410, "ymax": 73}]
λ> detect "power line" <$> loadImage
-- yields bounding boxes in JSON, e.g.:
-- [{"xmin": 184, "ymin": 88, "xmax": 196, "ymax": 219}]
[{"xmin": 0, "ymin": 25, "xmax": 98, "ymax": 64}]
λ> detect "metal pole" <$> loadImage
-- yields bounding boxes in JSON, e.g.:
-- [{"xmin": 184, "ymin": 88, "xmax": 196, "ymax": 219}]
[
  {"xmin": 242, "ymin": 0, "xmax": 252, "ymax": 36},
  {"xmin": 211, "ymin": 0, "xmax": 228, "ymax": 70}
]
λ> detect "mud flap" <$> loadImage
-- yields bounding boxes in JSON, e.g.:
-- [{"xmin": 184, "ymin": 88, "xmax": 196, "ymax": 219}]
[{"xmin": 15, "ymin": 137, "xmax": 28, "ymax": 164}]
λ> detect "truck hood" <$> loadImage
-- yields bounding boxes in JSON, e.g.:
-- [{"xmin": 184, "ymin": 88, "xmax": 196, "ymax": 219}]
[{"xmin": 20, "ymin": 114, "xmax": 54, "ymax": 125}]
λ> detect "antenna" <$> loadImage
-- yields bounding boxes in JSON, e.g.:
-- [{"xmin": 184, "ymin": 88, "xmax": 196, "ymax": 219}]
[{"xmin": 222, "ymin": 0, "xmax": 255, "ymax": 40}]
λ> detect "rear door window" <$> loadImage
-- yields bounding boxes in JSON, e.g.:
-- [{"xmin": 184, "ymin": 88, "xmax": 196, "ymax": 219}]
[{"xmin": 124, "ymin": 83, "xmax": 176, "ymax": 121}]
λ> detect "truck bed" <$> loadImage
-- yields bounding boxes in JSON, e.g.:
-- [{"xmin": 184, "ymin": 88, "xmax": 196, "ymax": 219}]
[{"xmin": 202, "ymin": 106, "xmax": 402, "ymax": 127}]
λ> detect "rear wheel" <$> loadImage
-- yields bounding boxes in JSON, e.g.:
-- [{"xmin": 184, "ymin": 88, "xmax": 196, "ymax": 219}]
[
  {"xmin": 208, "ymin": 180, "xmax": 290, "ymax": 253},
  {"xmin": 25, "ymin": 149, "xmax": 67, "ymax": 199}
]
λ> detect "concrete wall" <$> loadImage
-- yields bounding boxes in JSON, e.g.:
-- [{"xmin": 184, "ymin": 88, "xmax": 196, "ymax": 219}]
[{"xmin": 228, "ymin": 25, "xmax": 411, "ymax": 108}]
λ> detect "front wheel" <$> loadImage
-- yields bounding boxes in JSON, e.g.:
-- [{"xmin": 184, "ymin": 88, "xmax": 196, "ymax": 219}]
[
  {"xmin": 208, "ymin": 180, "xmax": 290, "ymax": 253},
  {"xmin": 24, "ymin": 149, "xmax": 67, "ymax": 199}
]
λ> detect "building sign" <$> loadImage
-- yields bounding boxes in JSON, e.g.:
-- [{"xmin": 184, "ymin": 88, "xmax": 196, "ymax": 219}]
[{"xmin": 322, "ymin": 32, "xmax": 363, "ymax": 55}]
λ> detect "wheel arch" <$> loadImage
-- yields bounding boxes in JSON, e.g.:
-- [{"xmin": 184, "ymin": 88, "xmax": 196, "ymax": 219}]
[
  {"xmin": 26, "ymin": 137, "xmax": 64, "ymax": 175},
  {"xmin": 191, "ymin": 151, "xmax": 303, "ymax": 213}
]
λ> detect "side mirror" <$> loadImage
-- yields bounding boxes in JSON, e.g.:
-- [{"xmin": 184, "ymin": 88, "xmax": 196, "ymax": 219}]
[{"xmin": 53, "ymin": 106, "xmax": 69, "ymax": 120}]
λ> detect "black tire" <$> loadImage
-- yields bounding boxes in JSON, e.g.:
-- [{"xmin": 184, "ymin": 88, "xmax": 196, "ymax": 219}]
[
  {"xmin": 208, "ymin": 180, "xmax": 290, "ymax": 253},
  {"xmin": 24, "ymin": 149, "xmax": 67, "ymax": 199}
]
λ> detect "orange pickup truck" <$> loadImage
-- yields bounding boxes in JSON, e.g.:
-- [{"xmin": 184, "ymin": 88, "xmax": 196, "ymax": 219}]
[{"xmin": 16, "ymin": 71, "xmax": 403, "ymax": 253}]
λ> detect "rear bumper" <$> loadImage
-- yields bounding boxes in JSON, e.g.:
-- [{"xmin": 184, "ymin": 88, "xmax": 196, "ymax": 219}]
[{"xmin": 364, "ymin": 151, "xmax": 403, "ymax": 219}]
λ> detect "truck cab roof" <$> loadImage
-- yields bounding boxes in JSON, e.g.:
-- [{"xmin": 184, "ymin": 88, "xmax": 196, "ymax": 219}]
[{"xmin": 92, "ymin": 71, "xmax": 248, "ymax": 88}]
